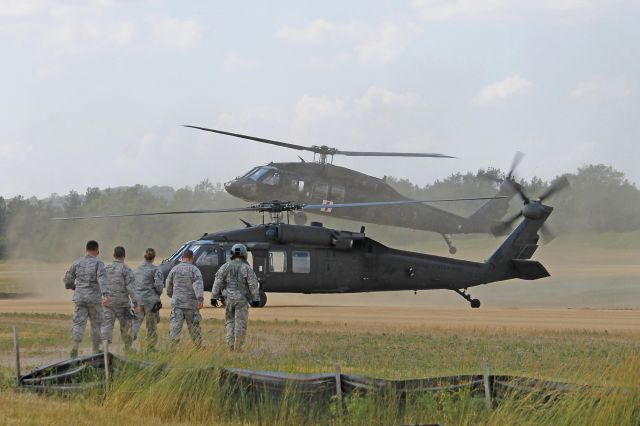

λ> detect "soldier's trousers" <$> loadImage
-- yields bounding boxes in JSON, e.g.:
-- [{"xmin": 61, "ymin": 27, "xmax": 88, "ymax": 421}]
[
  {"xmin": 102, "ymin": 305, "xmax": 133, "ymax": 348},
  {"xmin": 169, "ymin": 307, "xmax": 202, "ymax": 347},
  {"xmin": 132, "ymin": 305, "xmax": 160, "ymax": 350},
  {"xmin": 71, "ymin": 301, "xmax": 104, "ymax": 350},
  {"xmin": 224, "ymin": 298, "xmax": 249, "ymax": 349}
]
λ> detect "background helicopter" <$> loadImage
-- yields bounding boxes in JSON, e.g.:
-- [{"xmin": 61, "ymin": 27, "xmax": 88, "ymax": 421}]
[
  {"xmin": 53, "ymin": 177, "xmax": 567, "ymax": 308},
  {"xmin": 185, "ymin": 125, "xmax": 522, "ymax": 254}
]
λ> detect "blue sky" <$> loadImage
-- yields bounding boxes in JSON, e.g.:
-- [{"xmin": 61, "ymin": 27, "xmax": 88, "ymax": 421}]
[{"xmin": 1, "ymin": 0, "xmax": 638, "ymax": 197}]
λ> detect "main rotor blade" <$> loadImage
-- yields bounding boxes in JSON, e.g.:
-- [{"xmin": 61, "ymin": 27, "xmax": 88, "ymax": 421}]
[
  {"xmin": 302, "ymin": 196, "xmax": 507, "ymax": 211},
  {"xmin": 538, "ymin": 175, "xmax": 570, "ymax": 202},
  {"xmin": 183, "ymin": 125, "xmax": 313, "ymax": 153},
  {"xmin": 51, "ymin": 206, "xmax": 260, "ymax": 220},
  {"xmin": 335, "ymin": 150, "xmax": 455, "ymax": 159},
  {"xmin": 185, "ymin": 125, "xmax": 454, "ymax": 159}
]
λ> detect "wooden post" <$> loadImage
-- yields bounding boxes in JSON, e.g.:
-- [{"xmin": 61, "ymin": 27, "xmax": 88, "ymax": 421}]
[
  {"xmin": 483, "ymin": 363, "xmax": 492, "ymax": 410},
  {"xmin": 103, "ymin": 339, "xmax": 110, "ymax": 392},
  {"xmin": 13, "ymin": 326, "xmax": 21, "ymax": 386},
  {"xmin": 334, "ymin": 364, "xmax": 343, "ymax": 421}
]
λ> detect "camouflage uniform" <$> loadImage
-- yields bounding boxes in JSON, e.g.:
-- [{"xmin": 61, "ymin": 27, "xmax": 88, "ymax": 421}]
[
  {"xmin": 64, "ymin": 255, "xmax": 107, "ymax": 352},
  {"xmin": 101, "ymin": 259, "xmax": 138, "ymax": 350},
  {"xmin": 166, "ymin": 262, "xmax": 204, "ymax": 347},
  {"xmin": 131, "ymin": 261, "xmax": 164, "ymax": 350},
  {"xmin": 212, "ymin": 259, "xmax": 260, "ymax": 350}
]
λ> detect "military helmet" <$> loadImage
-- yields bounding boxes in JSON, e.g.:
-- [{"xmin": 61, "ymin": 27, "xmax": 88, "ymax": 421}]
[{"xmin": 231, "ymin": 243, "xmax": 248, "ymax": 259}]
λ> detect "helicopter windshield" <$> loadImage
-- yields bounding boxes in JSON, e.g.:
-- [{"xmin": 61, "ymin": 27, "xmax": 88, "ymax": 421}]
[
  {"xmin": 247, "ymin": 166, "xmax": 278, "ymax": 183},
  {"xmin": 168, "ymin": 244, "xmax": 189, "ymax": 262}
]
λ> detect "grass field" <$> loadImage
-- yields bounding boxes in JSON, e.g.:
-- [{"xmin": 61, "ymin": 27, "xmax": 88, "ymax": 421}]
[{"xmin": 0, "ymin": 312, "xmax": 639, "ymax": 425}]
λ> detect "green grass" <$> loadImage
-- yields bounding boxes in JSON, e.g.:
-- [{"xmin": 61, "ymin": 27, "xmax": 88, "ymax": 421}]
[{"xmin": 0, "ymin": 313, "xmax": 639, "ymax": 424}]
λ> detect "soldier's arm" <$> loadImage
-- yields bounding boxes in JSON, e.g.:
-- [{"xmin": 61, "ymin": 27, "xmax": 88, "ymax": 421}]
[
  {"xmin": 97, "ymin": 261, "xmax": 108, "ymax": 296},
  {"xmin": 153, "ymin": 269, "xmax": 164, "ymax": 296},
  {"xmin": 211, "ymin": 263, "xmax": 228, "ymax": 299},
  {"xmin": 245, "ymin": 264, "xmax": 261, "ymax": 302},
  {"xmin": 192, "ymin": 267, "xmax": 204, "ymax": 302},
  {"xmin": 124, "ymin": 266, "xmax": 138, "ymax": 306},
  {"xmin": 166, "ymin": 269, "xmax": 174, "ymax": 298},
  {"xmin": 63, "ymin": 262, "xmax": 77, "ymax": 287}
]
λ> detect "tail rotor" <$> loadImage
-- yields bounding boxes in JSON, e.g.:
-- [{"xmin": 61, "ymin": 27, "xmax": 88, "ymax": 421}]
[{"xmin": 492, "ymin": 175, "xmax": 570, "ymax": 243}]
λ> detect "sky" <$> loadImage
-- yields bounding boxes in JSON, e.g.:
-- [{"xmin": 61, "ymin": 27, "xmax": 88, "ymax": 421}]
[{"xmin": 1, "ymin": 0, "xmax": 639, "ymax": 198}]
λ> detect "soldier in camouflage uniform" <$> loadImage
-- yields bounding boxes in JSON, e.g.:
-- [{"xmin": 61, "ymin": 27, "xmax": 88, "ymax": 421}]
[
  {"xmin": 166, "ymin": 249, "xmax": 204, "ymax": 347},
  {"xmin": 101, "ymin": 246, "xmax": 138, "ymax": 353},
  {"xmin": 211, "ymin": 244, "xmax": 260, "ymax": 351},
  {"xmin": 64, "ymin": 240, "xmax": 107, "ymax": 358},
  {"xmin": 131, "ymin": 248, "xmax": 164, "ymax": 351}
]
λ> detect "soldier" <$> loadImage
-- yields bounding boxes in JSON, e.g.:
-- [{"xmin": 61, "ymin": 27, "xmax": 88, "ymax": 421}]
[
  {"xmin": 101, "ymin": 246, "xmax": 138, "ymax": 353},
  {"xmin": 131, "ymin": 248, "xmax": 164, "ymax": 352},
  {"xmin": 64, "ymin": 240, "xmax": 107, "ymax": 358},
  {"xmin": 166, "ymin": 249, "xmax": 204, "ymax": 348},
  {"xmin": 211, "ymin": 244, "xmax": 260, "ymax": 351}
]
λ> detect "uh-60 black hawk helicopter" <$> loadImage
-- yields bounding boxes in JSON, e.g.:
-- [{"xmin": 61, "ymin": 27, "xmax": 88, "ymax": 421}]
[
  {"xmin": 53, "ymin": 176, "xmax": 568, "ymax": 308},
  {"xmin": 184, "ymin": 125, "xmax": 524, "ymax": 254}
]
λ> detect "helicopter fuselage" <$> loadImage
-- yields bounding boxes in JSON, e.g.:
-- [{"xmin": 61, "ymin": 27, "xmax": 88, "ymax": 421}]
[
  {"xmin": 223, "ymin": 162, "xmax": 513, "ymax": 235},
  {"xmin": 159, "ymin": 222, "xmax": 504, "ymax": 296}
]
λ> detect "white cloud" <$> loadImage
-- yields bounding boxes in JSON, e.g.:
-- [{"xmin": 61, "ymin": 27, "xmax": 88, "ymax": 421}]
[
  {"xmin": 223, "ymin": 52, "xmax": 258, "ymax": 71},
  {"xmin": 277, "ymin": 19, "xmax": 422, "ymax": 62},
  {"xmin": 0, "ymin": 0, "xmax": 48, "ymax": 18},
  {"xmin": 44, "ymin": 20, "xmax": 135, "ymax": 53},
  {"xmin": 355, "ymin": 21, "xmax": 422, "ymax": 62},
  {"xmin": 472, "ymin": 75, "xmax": 534, "ymax": 106},
  {"xmin": 151, "ymin": 18, "xmax": 205, "ymax": 50},
  {"xmin": 276, "ymin": 19, "xmax": 363, "ymax": 43},
  {"xmin": 412, "ymin": 0, "xmax": 626, "ymax": 21},
  {"xmin": 570, "ymin": 77, "xmax": 634, "ymax": 100}
]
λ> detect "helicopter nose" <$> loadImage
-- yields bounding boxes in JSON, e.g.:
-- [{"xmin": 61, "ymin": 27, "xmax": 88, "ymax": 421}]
[{"xmin": 224, "ymin": 178, "xmax": 257, "ymax": 200}]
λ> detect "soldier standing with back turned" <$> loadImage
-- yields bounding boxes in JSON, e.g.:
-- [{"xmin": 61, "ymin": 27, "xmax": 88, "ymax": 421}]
[
  {"xmin": 166, "ymin": 249, "xmax": 204, "ymax": 348},
  {"xmin": 64, "ymin": 240, "xmax": 107, "ymax": 358},
  {"xmin": 101, "ymin": 246, "xmax": 138, "ymax": 353},
  {"xmin": 211, "ymin": 244, "xmax": 260, "ymax": 351},
  {"xmin": 132, "ymin": 248, "xmax": 164, "ymax": 352}
]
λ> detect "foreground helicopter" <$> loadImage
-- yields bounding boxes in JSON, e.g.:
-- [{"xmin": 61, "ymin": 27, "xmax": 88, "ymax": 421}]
[
  {"xmin": 185, "ymin": 125, "xmax": 522, "ymax": 253},
  {"xmin": 53, "ymin": 178, "xmax": 567, "ymax": 308}
]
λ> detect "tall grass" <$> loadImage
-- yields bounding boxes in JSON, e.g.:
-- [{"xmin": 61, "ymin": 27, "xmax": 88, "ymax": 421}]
[{"xmin": 98, "ymin": 348, "xmax": 640, "ymax": 425}]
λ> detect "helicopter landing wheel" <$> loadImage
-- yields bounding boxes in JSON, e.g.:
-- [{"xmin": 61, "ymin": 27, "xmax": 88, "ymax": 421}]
[
  {"xmin": 452, "ymin": 288, "xmax": 481, "ymax": 309},
  {"xmin": 440, "ymin": 234, "xmax": 457, "ymax": 255},
  {"xmin": 258, "ymin": 290, "xmax": 268, "ymax": 308}
]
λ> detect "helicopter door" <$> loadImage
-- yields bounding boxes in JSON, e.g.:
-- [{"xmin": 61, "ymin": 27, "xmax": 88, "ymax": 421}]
[
  {"xmin": 194, "ymin": 246, "xmax": 221, "ymax": 291},
  {"xmin": 251, "ymin": 251, "xmax": 268, "ymax": 288}
]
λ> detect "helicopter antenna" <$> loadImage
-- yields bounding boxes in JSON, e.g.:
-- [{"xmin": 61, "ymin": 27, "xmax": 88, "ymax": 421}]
[{"xmin": 183, "ymin": 125, "xmax": 456, "ymax": 165}]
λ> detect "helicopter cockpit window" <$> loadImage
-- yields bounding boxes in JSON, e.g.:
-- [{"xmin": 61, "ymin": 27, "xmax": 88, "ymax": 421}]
[
  {"xmin": 261, "ymin": 171, "xmax": 280, "ymax": 186},
  {"xmin": 195, "ymin": 247, "xmax": 219, "ymax": 267},
  {"xmin": 247, "ymin": 166, "xmax": 276, "ymax": 182},
  {"xmin": 292, "ymin": 251, "xmax": 311, "ymax": 274},
  {"xmin": 242, "ymin": 167, "xmax": 259, "ymax": 178},
  {"xmin": 268, "ymin": 251, "xmax": 287, "ymax": 273},
  {"xmin": 168, "ymin": 244, "xmax": 189, "ymax": 262}
]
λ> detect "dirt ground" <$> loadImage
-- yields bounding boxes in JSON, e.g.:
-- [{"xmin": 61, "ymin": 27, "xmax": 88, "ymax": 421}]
[{"xmin": 1, "ymin": 297, "xmax": 638, "ymax": 333}]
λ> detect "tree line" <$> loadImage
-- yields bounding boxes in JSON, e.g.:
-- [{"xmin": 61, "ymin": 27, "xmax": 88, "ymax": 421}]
[{"xmin": 0, "ymin": 164, "xmax": 638, "ymax": 261}]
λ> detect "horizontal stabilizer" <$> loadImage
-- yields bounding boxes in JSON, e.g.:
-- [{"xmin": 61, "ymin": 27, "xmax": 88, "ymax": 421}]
[{"xmin": 512, "ymin": 260, "xmax": 550, "ymax": 280}]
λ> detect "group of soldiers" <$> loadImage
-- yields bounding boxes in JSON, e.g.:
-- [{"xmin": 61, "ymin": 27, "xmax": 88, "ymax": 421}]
[{"xmin": 64, "ymin": 240, "xmax": 260, "ymax": 357}]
